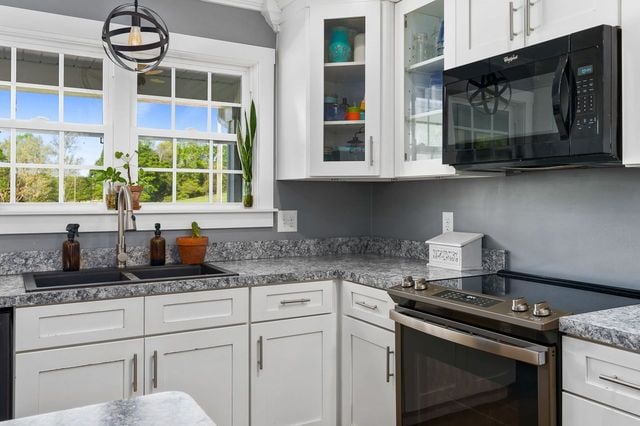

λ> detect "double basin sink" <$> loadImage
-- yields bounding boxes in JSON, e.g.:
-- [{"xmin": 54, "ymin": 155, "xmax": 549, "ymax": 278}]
[{"xmin": 23, "ymin": 263, "xmax": 238, "ymax": 292}]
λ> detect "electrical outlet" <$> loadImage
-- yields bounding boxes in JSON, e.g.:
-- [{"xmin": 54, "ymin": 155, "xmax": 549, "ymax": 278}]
[
  {"xmin": 277, "ymin": 210, "xmax": 298, "ymax": 233},
  {"xmin": 442, "ymin": 212, "xmax": 454, "ymax": 233}
]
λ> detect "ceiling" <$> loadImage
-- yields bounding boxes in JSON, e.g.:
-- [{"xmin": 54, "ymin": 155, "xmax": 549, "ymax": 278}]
[{"xmin": 200, "ymin": 0, "xmax": 294, "ymax": 30}]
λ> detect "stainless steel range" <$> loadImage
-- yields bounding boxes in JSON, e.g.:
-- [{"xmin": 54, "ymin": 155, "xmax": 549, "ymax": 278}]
[{"xmin": 388, "ymin": 271, "xmax": 640, "ymax": 426}]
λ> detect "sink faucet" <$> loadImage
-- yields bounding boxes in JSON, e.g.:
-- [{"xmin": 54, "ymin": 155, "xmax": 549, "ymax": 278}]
[{"xmin": 116, "ymin": 185, "xmax": 137, "ymax": 268}]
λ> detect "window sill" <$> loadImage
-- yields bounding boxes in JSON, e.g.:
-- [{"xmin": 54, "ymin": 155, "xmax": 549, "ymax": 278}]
[{"xmin": 0, "ymin": 206, "xmax": 276, "ymax": 234}]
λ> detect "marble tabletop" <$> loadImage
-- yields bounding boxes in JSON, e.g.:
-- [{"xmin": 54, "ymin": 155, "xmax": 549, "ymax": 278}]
[
  {"xmin": 0, "ymin": 392, "xmax": 214, "ymax": 426},
  {"xmin": 0, "ymin": 254, "xmax": 495, "ymax": 308},
  {"xmin": 560, "ymin": 304, "xmax": 640, "ymax": 352}
]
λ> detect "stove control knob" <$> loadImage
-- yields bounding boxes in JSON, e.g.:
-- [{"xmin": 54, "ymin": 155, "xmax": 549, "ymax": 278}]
[
  {"xmin": 511, "ymin": 297, "xmax": 529, "ymax": 312},
  {"xmin": 533, "ymin": 301, "xmax": 552, "ymax": 317},
  {"xmin": 402, "ymin": 276, "xmax": 415, "ymax": 288},
  {"xmin": 415, "ymin": 278, "xmax": 428, "ymax": 291}
]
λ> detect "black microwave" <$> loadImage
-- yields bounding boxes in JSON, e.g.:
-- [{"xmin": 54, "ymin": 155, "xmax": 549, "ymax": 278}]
[{"xmin": 443, "ymin": 25, "xmax": 621, "ymax": 171}]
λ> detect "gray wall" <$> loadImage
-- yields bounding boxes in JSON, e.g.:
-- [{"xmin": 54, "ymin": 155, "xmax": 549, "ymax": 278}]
[
  {"xmin": 0, "ymin": 1, "xmax": 372, "ymax": 251},
  {"xmin": 372, "ymin": 168, "xmax": 640, "ymax": 288}
]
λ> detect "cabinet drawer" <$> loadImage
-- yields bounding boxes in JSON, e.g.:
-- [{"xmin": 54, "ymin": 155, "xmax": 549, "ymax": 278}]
[
  {"xmin": 251, "ymin": 281, "xmax": 335, "ymax": 322},
  {"xmin": 15, "ymin": 298, "xmax": 144, "ymax": 351},
  {"xmin": 145, "ymin": 288, "xmax": 248, "ymax": 335},
  {"xmin": 563, "ymin": 392, "xmax": 640, "ymax": 426},
  {"xmin": 342, "ymin": 281, "xmax": 395, "ymax": 331},
  {"xmin": 563, "ymin": 336, "xmax": 640, "ymax": 417}
]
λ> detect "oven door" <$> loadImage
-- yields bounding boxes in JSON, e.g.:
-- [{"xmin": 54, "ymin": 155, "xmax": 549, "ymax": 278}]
[
  {"xmin": 443, "ymin": 52, "xmax": 577, "ymax": 169},
  {"xmin": 391, "ymin": 309, "xmax": 556, "ymax": 426}
]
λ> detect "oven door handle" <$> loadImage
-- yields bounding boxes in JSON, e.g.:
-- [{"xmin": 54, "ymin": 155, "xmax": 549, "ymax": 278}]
[
  {"xmin": 390, "ymin": 310, "xmax": 547, "ymax": 366},
  {"xmin": 552, "ymin": 54, "xmax": 576, "ymax": 140}
]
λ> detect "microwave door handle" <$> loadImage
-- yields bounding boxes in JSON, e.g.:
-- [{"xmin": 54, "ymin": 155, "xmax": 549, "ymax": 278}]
[{"xmin": 552, "ymin": 55, "xmax": 576, "ymax": 140}]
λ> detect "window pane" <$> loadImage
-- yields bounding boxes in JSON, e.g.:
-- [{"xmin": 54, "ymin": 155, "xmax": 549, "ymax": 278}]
[
  {"xmin": 177, "ymin": 139, "xmax": 209, "ymax": 169},
  {"xmin": 212, "ymin": 106, "xmax": 240, "ymax": 134},
  {"xmin": 137, "ymin": 67, "xmax": 171, "ymax": 97},
  {"xmin": 17, "ymin": 49, "xmax": 59, "ymax": 86},
  {"xmin": 138, "ymin": 136, "xmax": 173, "ymax": 168},
  {"xmin": 139, "ymin": 170, "xmax": 172, "ymax": 202},
  {"xmin": 0, "ymin": 47, "xmax": 10, "ymax": 82},
  {"xmin": 215, "ymin": 143, "xmax": 242, "ymax": 171},
  {"xmin": 64, "ymin": 55, "xmax": 102, "ymax": 90},
  {"xmin": 175, "ymin": 104, "xmax": 207, "ymax": 132},
  {"xmin": 17, "ymin": 131, "xmax": 59, "ymax": 165},
  {"xmin": 65, "ymin": 133, "xmax": 104, "ymax": 166},
  {"xmin": 0, "ymin": 129, "xmax": 10, "ymax": 163},
  {"xmin": 221, "ymin": 173, "xmax": 242, "ymax": 203},
  {"xmin": 0, "ymin": 86, "xmax": 9, "ymax": 119},
  {"xmin": 64, "ymin": 92, "xmax": 103, "ymax": 124},
  {"xmin": 176, "ymin": 69, "xmax": 207, "ymax": 100},
  {"xmin": 0, "ymin": 167, "xmax": 8, "ymax": 202},
  {"xmin": 16, "ymin": 88, "xmax": 59, "ymax": 121},
  {"xmin": 212, "ymin": 74, "xmax": 241, "ymax": 103},
  {"xmin": 177, "ymin": 172, "xmax": 208, "ymax": 202},
  {"xmin": 16, "ymin": 168, "xmax": 59, "ymax": 202},
  {"xmin": 64, "ymin": 169, "xmax": 103, "ymax": 202},
  {"xmin": 138, "ymin": 100, "xmax": 171, "ymax": 129}
]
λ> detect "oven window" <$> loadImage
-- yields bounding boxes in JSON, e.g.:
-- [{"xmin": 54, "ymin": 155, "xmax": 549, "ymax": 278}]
[
  {"xmin": 401, "ymin": 326, "xmax": 539, "ymax": 426},
  {"xmin": 445, "ymin": 57, "xmax": 569, "ymax": 163}
]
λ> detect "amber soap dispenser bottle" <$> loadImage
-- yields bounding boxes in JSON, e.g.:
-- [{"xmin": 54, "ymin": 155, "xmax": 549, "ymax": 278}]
[
  {"xmin": 62, "ymin": 224, "xmax": 80, "ymax": 272},
  {"xmin": 150, "ymin": 223, "xmax": 166, "ymax": 266}
]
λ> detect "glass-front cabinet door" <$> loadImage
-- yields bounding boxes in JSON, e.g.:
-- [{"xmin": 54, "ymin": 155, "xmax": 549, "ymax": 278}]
[
  {"xmin": 395, "ymin": 0, "xmax": 455, "ymax": 178},
  {"xmin": 309, "ymin": 2, "xmax": 381, "ymax": 177}
]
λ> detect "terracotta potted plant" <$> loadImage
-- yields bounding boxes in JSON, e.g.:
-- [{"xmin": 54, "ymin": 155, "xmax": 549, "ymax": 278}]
[
  {"xmin": 115, "ymin": 150, "xmax": 143, "ymax": 210},
  {"xmin": 236, "ymin": 100, "xmax": 256, "ymax": 207},
  {"xmin": 176, "ymin": 222, "xmax": 209, "ymax": 265}
]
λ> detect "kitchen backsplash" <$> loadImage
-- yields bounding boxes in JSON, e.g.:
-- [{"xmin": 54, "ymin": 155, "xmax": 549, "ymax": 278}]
[{"xmin": 0, "ymin": 237, "xmax": 507, "ymax": 276}]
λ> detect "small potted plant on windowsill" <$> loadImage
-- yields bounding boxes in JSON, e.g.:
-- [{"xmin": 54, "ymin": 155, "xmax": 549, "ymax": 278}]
[
  {"xmin": 176, "ymin": 222, "xmax": 209, "ymax": 265},
  {"xmin": 236, "ymin": 100, "xmax": 256, "ymax": 208},
  {"xmin": 115, "ymin": 150, "xmax": 144, "ymax": 210},
  {"xmin": 96, "ymin": 167, "xmax": 127, "ymax": 210}
]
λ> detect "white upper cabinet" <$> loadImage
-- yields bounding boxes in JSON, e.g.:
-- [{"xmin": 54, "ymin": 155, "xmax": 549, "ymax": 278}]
[
  {"xmin": 277, "ymin": 0, "xmax": 394, "ymax": 180},
  {"xmin": 453, "ymin": 0, "xmax": 525, "ymax": 68},
  {"xmin": 452, "ymin": 0, "xmax": 620, "ymax": 67},
  {"xmin": 395, "ymin": 0, "xmax": 456, "ymax": 178}
]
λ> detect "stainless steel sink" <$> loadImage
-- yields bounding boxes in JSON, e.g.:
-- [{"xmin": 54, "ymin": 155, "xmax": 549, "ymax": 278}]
[{"xmin": 23, "ymin": 263, "xmax": 238, "ymax": 292}]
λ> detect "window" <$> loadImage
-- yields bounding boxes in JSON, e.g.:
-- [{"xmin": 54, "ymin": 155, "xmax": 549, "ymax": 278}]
[
  {"xmin": 0, "ymin": 46, "xmax": 106, "ymax": 204},
  {"xmin": 136, "ymin": 67, "xmax": 244, "ymax": 204}
]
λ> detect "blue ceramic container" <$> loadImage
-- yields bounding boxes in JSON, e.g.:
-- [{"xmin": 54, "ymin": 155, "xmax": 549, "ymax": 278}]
[{"xmin": 328, "ymin": 27, "xmax": 352, "ymax": 63}]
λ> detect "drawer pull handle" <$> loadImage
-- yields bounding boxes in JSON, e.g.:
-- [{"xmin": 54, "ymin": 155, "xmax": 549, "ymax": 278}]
[
  {"xmin": 355, "ymin": 300, "xmax": 378, "ymax": 311},
  {"xmin": 152, "ymin": 350, "xmax": 158, "ymax": 389},
  {"xmin": 132, "ymin": 353, "xmax": 138, "ymax": 393},
  {"xmin": 599, "ymin": 374, "xmax": 640, "ymax": 392},
  {"xmin": 258, "ymin": 336, "xmax": 264, "ymax": 370},
  {"xmin": 280, "ymin": 298, "xmax": 311, "ymax": 305}
]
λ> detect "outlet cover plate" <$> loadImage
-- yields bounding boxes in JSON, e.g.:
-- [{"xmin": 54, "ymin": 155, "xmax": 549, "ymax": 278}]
[
  {"xmin": 442, "ymin": 212, "xmax": 454, "ymax": 233},
  {"xmin": 277, "ymin": 210, "xmax": 298, "ymax": 233}
]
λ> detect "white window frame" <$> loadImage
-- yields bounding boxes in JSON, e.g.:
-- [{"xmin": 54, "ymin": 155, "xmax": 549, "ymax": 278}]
[{"xmin": 0, "ymin": 6, "xmax": 275, "ymax": 233}]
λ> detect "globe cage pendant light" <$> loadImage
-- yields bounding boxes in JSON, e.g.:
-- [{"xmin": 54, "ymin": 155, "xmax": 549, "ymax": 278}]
[{"xmin": 102, "ymin": 0, "xmax": 169, "ymax": 73}]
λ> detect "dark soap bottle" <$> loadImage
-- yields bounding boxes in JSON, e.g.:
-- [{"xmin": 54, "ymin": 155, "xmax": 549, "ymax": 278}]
[
  {"xmin": 150, "ymin": 223, "xmax": 166, "ymax": 266},
  {"xmin": 62, "ymin": 224, "xmax": 80, "ymax": 272}
]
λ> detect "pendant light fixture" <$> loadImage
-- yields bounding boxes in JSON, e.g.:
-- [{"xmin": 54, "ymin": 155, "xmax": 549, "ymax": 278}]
[{"xmin": 102, "ymin": 0, "xmax": 169, "ymax": 73}]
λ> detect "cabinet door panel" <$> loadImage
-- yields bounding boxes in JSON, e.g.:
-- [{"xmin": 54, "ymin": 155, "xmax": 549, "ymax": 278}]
[
  {"xmin": 342, "ymin": 316, "xmax": 395, "ymax": 426},
  {"xmin": 526, "ymin": 0, "xmax": 619, "ymax": 46},
  {"xmin": 455, "ymin": 0, "xmax": 525, "ymax": 66},
  {"xmin": 145, "ymin": 326, "xmax": 249, "ymax": 426},
  {"xmin": 15, "ymin": 339, "xmax": 143, "ymax": 417},
  {"xmin": 563, "ymin": 392, "xmax": 640, "ymax": 426},
  {"xmin": 251, "ymin": 314, "xmax": 337, "ymax": 426}
]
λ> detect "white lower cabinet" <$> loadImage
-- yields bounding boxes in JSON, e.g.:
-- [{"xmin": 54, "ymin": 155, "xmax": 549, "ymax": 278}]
[
  {"xmin": 15, "ymin": 338, "xmax": 144, "ymax": 417},
  {"xmin": 144, "ymin": 326, "xmax": 249, "ymax": 426},
  {"xmin": 563, "ymin": 392, "xmax": 640, "ymax": 426},
  {"xmin": 341, "ymin": 315, "xmax": 395, "ymax": 426},
  {"xmin": 251, "ymin": 314, "xmax": 337, "ymax": 426}
]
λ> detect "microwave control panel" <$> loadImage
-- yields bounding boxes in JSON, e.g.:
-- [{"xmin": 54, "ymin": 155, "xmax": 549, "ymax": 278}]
[{"xmin": 574, "ymin": 64, "xmax": 597, "ymax": 135}]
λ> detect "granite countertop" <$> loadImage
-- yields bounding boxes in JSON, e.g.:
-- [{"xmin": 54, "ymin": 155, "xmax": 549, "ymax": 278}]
[
  {"xmin": 0, "ymin": 392, "xmax": 214, "ymax": 426},
  {"xmin": 0, "ymin": 254, "xmax": 494, "ymax": 308},
  {"xmin": 560, "ymin": 305, "xmax": 640, "ymax": 352}
]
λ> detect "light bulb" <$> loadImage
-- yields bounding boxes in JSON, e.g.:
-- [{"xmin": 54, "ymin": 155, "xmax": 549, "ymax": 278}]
[{"xmin": 128, "ymin": 26, "xmax": 142, "ymax": 46}]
